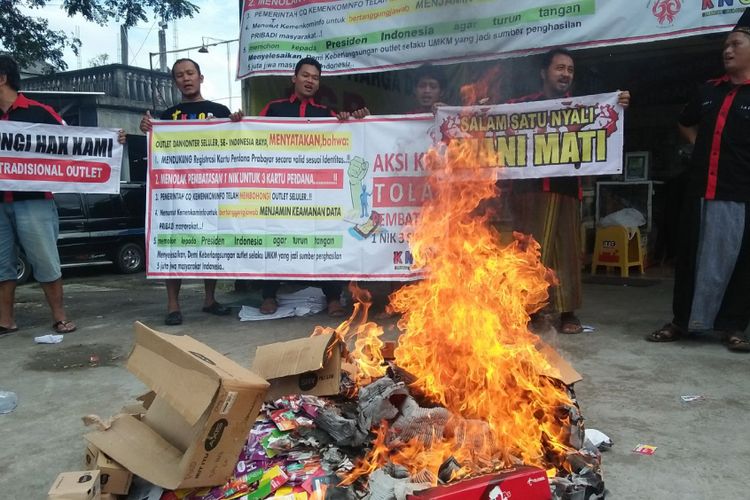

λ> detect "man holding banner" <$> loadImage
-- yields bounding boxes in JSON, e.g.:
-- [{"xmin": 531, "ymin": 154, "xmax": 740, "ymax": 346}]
[
  {"xmin": 507, "ymin": 48, "xmax": 630, "ymax": 335},
  {"xmin": 141, "ymin": 58, "xmax": 243, "ymax": 326},
  {"xmin": 0, "ymin": 56, "xmax": 74, "ymax": 335},
  {"xmin": 257, "ymin": 57, "xmax": 369, "ymax": 317}
]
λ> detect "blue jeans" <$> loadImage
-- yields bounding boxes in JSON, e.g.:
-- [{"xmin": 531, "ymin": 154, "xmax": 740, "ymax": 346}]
[{"xmin": 0, "ymin": 199, "xmax": 61, "ymax": 282}]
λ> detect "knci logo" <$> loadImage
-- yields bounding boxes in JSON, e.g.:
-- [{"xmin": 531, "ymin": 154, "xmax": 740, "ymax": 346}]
[
  {"xmin": 392, "ymin": 250, "xmax": 414, "ymax": 265},
  {"xmin": 651, "ymin": 0, "xmax": 682, "ymax": 25},
  {"xmin": 703, "ymin": 0, "xmax": 750, "ymax": 9}
]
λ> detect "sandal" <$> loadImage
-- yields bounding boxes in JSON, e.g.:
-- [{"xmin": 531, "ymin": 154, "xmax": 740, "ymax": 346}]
[
  {"xmin": 0, "ymin": 325, "xmax": 19, "ymax": 337},
  {"xmin": 646, "ymin": 323, "xmax": 682, "ymax": 342},
  {"xmin": 327, "ymin": 300, "xmax": 347, "ymax": 318},
  {"xmin": 723, "ymin": 332, "xmax": 750, "ymax": 352},
  {"xmin": 560, "ymin": 313, "xmax": 583, "ymax": 335},
  {"xmin": 201, "ymin": 302, "xmax": 231, "ymax": 316},
  {"xmin": 164, "ymin": 311, "xmax": 183, "ymax": 325},
  {"xmin": 260, "ymin": 298, "xmax": 278, "ymax": 315},
  {"xmin": 52, "ymin": 320, "xmax": 77, "ymax": 334}
]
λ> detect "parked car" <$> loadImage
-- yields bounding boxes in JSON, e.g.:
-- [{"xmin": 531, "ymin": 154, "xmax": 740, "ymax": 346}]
[{"xmin": 16, "ymin": 183, "xmax": 147, "ymax": 284}]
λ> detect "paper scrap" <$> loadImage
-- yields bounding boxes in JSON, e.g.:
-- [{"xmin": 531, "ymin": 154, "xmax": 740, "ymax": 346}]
[
  {"xmin": 239, "ymin": 287, "xmax": 327, "ymax": 321},
  {"xmin": 584, "ymin": 428, "xmax": 613, "ymax": 450},
  {"xmin": 632, "ymin": 444, "xmax": 657, "ymax": 455},
  {"xmin": 34, "ymin": 334, "xmax": 63, "ymax": 344},
  {"xmin": 680, "ymin": 395, "xmax": 705, "ymax": 402},
  {"xmin": 582, "ymin": 325, "xmax": 596, "ymax": 333}
]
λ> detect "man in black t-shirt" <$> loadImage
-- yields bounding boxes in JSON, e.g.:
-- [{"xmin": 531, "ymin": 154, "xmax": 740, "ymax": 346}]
[{"xmin": 141, "ymin": 58, "xmax": 242, "ymax": 325}]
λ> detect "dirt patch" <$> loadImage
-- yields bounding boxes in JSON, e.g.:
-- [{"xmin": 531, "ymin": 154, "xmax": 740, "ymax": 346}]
[{"xmin": 25, "ymin": 343, "xmax": 123, "ymax": 371}]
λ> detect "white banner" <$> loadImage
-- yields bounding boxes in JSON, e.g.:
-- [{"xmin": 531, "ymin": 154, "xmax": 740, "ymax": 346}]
[
  {"xmin": 0, "ymin": 121, "xmax": 123, "ymax": 194},
  {"xmin": 435, "ymin": 92, "xmax": 624, "ymax": 178},
  {"xmin": 239, "ymin": 0, "xmax": 741, "ymax": 77},
  {"xmin": 146, "ymin": 116, "xmax": 434, "ymax": 280}
]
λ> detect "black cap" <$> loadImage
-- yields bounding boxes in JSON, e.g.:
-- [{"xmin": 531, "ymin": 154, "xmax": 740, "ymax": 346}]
[{"xmin": 733, "ymin": 8, "xmax": 750, "ymax": 36}]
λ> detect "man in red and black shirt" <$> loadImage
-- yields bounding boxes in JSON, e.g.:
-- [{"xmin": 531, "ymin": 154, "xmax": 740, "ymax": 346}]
[
  {"xmin": 0, "ymin": 55, "xmax": 75, "ymax": 335},
  {"xmin": 257, "ymin": 57, "xmax": 369, "ymax": 317},
  {"xmin": 648, "ymin": 10, "xmax": 750, "ymax": 351},
  {"xmin": 507, "ymin": 48, "xmax": 630, "ymax": 334}
]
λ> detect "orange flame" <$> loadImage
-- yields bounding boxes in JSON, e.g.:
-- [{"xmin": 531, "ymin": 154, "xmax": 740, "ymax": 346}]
[
  {"xmin": 345, "ymin": 137, "xmax": 573, "ymax": 482},
  {"xmin": 312, "ymin": 284, "xmax": 386, "ymax": 386}
]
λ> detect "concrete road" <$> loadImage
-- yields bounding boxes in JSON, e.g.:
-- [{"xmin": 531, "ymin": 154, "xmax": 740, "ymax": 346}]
[{"xmin": 1, "ymin": 267, "xmax": 748, "ymax": 499}]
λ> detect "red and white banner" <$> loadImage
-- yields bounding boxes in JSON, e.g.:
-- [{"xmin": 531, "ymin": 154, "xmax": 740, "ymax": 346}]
[{"xmin": 0, "ymin": 121, "xmax": 123, "ymax": 194}]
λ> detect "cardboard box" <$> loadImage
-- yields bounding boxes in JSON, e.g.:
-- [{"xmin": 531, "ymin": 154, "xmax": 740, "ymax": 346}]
[
  {"xmin": 251, "ymin": 333, "xmax": 342, "ymax": 400},
  {"xmin": 85, "ymin": 322, "xmax": 269, "ymax": 490},
  {"xmin": 536, "ymin": 340, "xmax": 582, "ymax": 385},
  {"xmin": 408, "ymin": 466, "xmax": 550, "ymax": 499},
  {"xmin": 48, "ymin": 470, "xmax": 101, "ymax": 500},
  {"xmin": 85, "ymin": 445, "xmax": 133, "ymax": 495}
]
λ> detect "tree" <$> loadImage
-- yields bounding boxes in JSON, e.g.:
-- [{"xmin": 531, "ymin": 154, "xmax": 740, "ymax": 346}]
[
  {"xmin": 88, "ymin": 53, "xmax": 110, "ymax": 67},
  {"xmin": 1, "ymin": 0, "xmax": 199, "ymax": 71}
]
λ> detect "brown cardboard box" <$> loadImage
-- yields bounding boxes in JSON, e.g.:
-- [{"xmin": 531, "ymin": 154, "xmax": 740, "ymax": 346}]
[
  {"xmin": 251, "ymin": 332, "xmax": 341, "ymax": 401},
  {"xmin": 48, "ymin": 470, "xmax": 101, "ymax": 500},
  {"xmin": 536, "ymin": 339, "xmax": 582, "ymax": 385},
  {"xmin": 85, "ymin": 322, "xmax": 269, "ymax": 490},
  {"xmin": 84, "ymin": 445, "xmax": 133, "ymax": 495}
]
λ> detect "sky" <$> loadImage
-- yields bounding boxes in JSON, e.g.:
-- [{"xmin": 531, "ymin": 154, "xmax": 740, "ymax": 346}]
[{"xmin": 28, "ymin": 1, "xmax": 243, "ymax": 110}]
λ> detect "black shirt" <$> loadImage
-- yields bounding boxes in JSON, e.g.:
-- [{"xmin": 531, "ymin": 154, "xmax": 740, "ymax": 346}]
[
  {"xmin": 0, "ymin": 93, "xmax": 63, "ymax": 202},
  {"xmin": 159, "ymin": 100, "xmax": 231, "ymax": 121},
  {"xmin": 260, "ymin": 95, "xmax": 336, "ymax": 118},
  {"xmin": 679, "ymin": 76, "xmax": 750, "ymax": 202},
  {"xmin": 505, "ymin": 91, "xmax": 580, "ymax": 199}
]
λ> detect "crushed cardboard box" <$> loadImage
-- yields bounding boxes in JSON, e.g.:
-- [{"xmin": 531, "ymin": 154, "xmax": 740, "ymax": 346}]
[
  {"xmin": 85, "ymin": 322, "xmax": 269, "ymax": 490},
  {"xmin": 84, "ymin": 444, "xmax": 133, "ymax": 495},
  {"xmin": 48, "ymin": 470, "xmax": 101, "ymax": 500},
  {"xmin": 535, "ymin": 340, "xmax": 582, "ymax": 385},
  {"xmin": 252, "ymin": 332, "xmax": 342, "ymax": 400}
]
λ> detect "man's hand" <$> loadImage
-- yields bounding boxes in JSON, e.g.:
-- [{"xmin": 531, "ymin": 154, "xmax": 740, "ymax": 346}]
[
  {"xmin": 617, "ymin": 91, "xmax": 631, "ymax": 109},
  {"xmin": 139, "ymin": 110, "xmax": 153, "ymax": 133},
  {"xmin": 229, "ymin": 109, "xmax": 244, "ymax": 122},
  {"xmin": 117, "ymin": 129, "xmax": 126, "ymax": 145},
  {"xmin": 337, "ymin": 107, "xmax": 370, "ymax": 121}
]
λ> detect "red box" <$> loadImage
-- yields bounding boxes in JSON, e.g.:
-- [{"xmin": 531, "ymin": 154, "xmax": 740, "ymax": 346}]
[{"xmin": 408, "ymin": 466, "xmax": 551, "ymax": 500}]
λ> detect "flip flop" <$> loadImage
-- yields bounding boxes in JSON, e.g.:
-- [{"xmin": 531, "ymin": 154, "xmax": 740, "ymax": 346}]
[
  {"xmin": 560, "ymin": 313, "xmax": 583, "ymax": 335},
  {"xmin": 0, "ymin": 326, "xmax": 19, "ymax": 337},
  {"xmin": 723, "ymin": 332, "xmax": 750, "ymax": 352},
  {"xmin": 646, "ymin": 323, "xmax": 682, "ymax": 342},
  {"xmin": 201, "ymin": 302, "xmax": 231, "ymax": 316},
  {"xmin": 164, "ymin": 311, "xmax": 183, "ymax": 325},
  {"xmin": 52, "ymin": 320, "xmax": 77, "ymax": 334}
]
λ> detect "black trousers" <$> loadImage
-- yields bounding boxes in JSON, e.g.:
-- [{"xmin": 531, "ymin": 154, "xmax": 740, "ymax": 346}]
[
  {"xmin": 261, "ymin": 281, "xmax": 343, "ymax": 302},
  {"xmin": 672, "ymin": 197, "xmax": 750, "ymax": 332}
]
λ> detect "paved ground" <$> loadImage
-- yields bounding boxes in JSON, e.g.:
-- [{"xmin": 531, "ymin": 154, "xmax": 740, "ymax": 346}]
[{"xmin": 1, "ymin": 266, "xmax": 748, "ymax": 499}]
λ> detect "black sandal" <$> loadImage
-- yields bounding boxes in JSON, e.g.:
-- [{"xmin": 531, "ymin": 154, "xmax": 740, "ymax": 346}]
[
  {"xmin": 646, "ymin": 323, "xmax": 682, "ymax": 342},
  {"xmin": 723, "ymin": 332, "xmax": 750, "ymax": 352}
]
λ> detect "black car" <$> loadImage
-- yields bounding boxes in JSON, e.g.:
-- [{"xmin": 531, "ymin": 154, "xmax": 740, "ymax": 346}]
[{"xmin": 16, "ymin": 183, "xmax": 147, "ymax": 283}]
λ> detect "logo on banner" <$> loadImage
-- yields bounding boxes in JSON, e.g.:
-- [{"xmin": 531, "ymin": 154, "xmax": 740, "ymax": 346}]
[
  {"xmin": 393, "ymin": 250, "xmax": 414, "ymax": 267},
  {"xmin": 701, "ymin": 0, "xmax": 750, "ymax": 17},
  {"xmin": 651, "ymin": 0, "xmax": 682, "ymax": 25}
]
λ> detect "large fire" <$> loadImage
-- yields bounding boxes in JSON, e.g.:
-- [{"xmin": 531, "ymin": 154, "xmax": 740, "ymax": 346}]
[{"xmin": 337, "ymin": 137, "xmax": 576, "ymax": 486}]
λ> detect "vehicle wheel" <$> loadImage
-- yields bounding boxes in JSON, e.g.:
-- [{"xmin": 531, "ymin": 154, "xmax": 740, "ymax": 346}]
[
  {"xmin": 114, "ymin": 242, "xmax": 144, "ymax": 273},
  {"xmin": 16, "ymin": 253, "xmax": 31, "ymax": 285}
]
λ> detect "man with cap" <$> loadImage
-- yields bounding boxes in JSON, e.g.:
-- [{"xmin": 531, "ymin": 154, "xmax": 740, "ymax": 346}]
[{"xmin": 648, "ymin": 10, "xmax": 750, "ymax": 351}]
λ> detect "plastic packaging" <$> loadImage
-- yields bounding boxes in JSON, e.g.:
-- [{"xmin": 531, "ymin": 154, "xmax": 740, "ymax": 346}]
[{"xmin": 0, "ymin": 391, "xmax": 18, "ymax": 414}]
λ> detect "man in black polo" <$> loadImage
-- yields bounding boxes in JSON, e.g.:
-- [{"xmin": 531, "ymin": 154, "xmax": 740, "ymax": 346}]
[
  {"xmin": 648, "ymin": 10, "xmax": 750, "ymax": 351},
  {"xmin": 258, "ymin": 57, "xmax": 369, "ymax": 317},
  {"xmin": 141, "ymin": 58, "xmax": 242, "ymax": 325}
]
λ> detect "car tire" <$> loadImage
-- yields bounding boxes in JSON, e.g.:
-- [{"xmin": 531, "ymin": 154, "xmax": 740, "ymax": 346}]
[
  {"xmin": 114, "ymin": 242, "xmax": 145, "ymax": 274},
  {"xmin": 16, "ymin": 253, "xmax": 31, "ymax": 285}
]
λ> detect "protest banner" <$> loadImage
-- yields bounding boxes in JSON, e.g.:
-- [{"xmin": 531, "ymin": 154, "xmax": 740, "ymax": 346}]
[
  {"xmin": 146, "ymin": 115, "xmax": 434, "ymax": 280},
  {"xmin": 435, "ymin": 92, "xmax": 624, "ymax": 178},
  {"xmin": 239, "ymin": 0, "xmax": 740, "ymax": 77},
  {"xmin": 0, "ymin": 121, "xmax": 123, "ymax": 194}
]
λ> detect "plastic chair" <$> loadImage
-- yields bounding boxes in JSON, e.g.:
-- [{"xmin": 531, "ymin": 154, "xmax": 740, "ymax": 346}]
[{"xmin": 591, "ymin": 226, "xmax": 645, "ymax": 277}]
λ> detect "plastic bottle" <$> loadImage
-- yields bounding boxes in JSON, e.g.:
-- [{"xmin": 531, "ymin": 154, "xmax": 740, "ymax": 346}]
[{"xmin": 0, "ymin": 391, "xmax": 17, "ymax": 414}]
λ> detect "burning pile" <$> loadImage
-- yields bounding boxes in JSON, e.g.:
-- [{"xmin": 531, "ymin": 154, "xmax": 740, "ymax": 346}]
[{"xmin": 170, "ymin": 139, "xmax": 605, "ymax": 500}]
